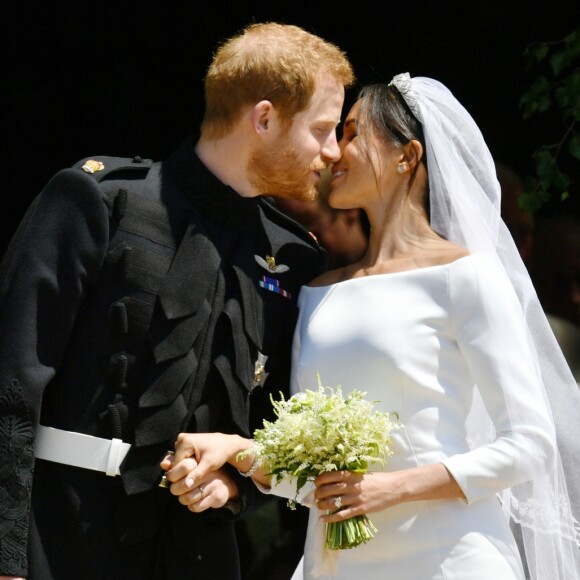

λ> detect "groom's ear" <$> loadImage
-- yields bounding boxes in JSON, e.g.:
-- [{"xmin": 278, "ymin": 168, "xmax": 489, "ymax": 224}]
[{"xmin": 251, "ymin": 100, "xmax": 275, "ymax": 137}]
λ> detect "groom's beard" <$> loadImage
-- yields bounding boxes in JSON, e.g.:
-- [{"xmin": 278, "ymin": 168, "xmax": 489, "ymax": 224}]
[{"xmin": 248, "ymin": 139, "xmax": 323, "ymax": 202}]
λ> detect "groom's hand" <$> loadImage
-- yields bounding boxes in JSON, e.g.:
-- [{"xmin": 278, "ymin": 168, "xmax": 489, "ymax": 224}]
[
  {"xmin": 162, "ymin": 432, "xmax": 235, "ymax": 483},
  {"xmin": 159, "ymin": 432, "xmax": 245, "ymax": 511}
]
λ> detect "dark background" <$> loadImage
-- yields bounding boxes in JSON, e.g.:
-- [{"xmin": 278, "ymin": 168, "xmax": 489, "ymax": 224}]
[{"xmin": 3, "ymin": 0, "xmax": 579, "ymax": 251}]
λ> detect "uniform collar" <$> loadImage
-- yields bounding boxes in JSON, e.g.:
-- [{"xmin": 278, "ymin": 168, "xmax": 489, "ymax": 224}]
[{"xmin": 162, "ymin": 136, "xmax": 263, "ymax": 234}]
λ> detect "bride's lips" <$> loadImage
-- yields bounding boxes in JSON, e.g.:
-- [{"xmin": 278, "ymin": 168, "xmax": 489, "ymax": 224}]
[{"xmin": 331, "ymin": 168, "xmax": 346, "ymax": 181}]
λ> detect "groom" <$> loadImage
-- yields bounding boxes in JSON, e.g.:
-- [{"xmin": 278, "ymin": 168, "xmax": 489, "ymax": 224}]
[{"xmin": 0, "ymin": 23, "xmax": 353, "ymax": 579}]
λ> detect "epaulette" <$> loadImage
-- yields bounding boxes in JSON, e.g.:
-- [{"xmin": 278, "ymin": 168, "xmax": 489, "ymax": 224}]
[
  {"xmin": 73, "ymin": 155, "xmax": 153, "ymax": 183},
  {"xmin": 258, "ymin": 196, "xmax": 322, "ymax": 251}
]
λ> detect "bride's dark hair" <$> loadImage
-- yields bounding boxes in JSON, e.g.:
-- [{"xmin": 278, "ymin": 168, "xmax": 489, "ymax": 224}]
[
  {"xmin": 358, "ymin": 83, "xmax": 426, "ymax": 155},
  {"xmin": 356, "ymin": 83, "xmax": 429, "ymax": 213}
]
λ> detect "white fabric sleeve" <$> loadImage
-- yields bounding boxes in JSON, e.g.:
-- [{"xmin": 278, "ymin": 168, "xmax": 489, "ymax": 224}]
[
  {"xmin": 441, "ymin": 254, "xmax": 556, "ymax": 505},
  {"xmin": 253, "ymin": 476, "xmax": 317, "ymax": 507}
]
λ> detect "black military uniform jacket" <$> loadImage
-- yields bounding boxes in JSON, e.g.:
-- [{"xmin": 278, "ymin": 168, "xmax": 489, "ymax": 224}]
[{"xmin": 0, "ymin": 138, "xmax": 325, "ymax": 578}]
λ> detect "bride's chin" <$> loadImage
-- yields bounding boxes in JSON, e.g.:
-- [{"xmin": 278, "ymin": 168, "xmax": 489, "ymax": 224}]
[{"xmin": 327, "ymin": 188, "xmax": 352, "ymax": 210}]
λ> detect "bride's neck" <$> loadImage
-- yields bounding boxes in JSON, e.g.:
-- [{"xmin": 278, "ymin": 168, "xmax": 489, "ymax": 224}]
[{"xmin": 363, "ymin": 195, "xmax": 436, "ymax": 268}]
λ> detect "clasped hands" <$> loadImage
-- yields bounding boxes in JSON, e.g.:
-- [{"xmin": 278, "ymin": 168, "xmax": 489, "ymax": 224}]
[
  {"xmin": 159, "ymin": 432, "xmax": 251, "ymax": 513},
  {"xmin": 158, "ymin": 431, "xmax": 410, "ymax": 522}
]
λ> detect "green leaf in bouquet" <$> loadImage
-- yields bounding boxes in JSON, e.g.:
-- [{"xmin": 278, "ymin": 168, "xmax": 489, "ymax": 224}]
[
  {"xmin": 248, "ymin": 379, "xmax": 400, "ymax": 551},
  {"xmin": 296, "ymin": 474, "xmax": 308, "ymax": 494}
]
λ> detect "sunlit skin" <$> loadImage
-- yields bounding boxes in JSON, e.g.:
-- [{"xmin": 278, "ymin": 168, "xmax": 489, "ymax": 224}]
[
  {"xmin": 161, "ymin": 99, "xmax": 468, "ymax": 522},
  {"xmin": 196, "ymin": 75, "xmax": 344, "ymax": 201},
  {"xmin": 327, "ymin": 105, "xmax": 385, "ymax": 212},
  {"xmin": 160, "ymin": 433, "xmax": 265, "ymax": 511},
  {"xmin": 248, "ymin": 75, "xmax": 345, "ymax": 201},
  {"xmin": 322, "ymin": 101, "xmax": 470, "ymax": 285}
]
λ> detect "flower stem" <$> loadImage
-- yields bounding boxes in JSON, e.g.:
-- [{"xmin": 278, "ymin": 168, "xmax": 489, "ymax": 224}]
[{"xmin": 325, "ymin": 514, "xmax": 378, "ymax": 550}]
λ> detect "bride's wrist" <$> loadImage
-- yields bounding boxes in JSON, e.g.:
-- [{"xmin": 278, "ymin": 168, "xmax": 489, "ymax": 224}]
[
  {"xmin": 226, "ymin": 435, "xmax": 254, "ymax": 469},
  {"xmin": 236, "ymin": 452, "xmax": 259, "ymax": 478}
]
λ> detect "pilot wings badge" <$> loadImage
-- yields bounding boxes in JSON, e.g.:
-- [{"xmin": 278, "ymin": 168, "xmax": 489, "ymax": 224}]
[{"xmin": 254, "ymin": 254, "xmax": 289, "ymax": 274}]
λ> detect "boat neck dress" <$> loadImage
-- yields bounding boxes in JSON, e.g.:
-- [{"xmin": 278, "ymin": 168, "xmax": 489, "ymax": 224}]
[{"xmin": 280, "ymin": 253, "xmax": 554, "ymax": 580}]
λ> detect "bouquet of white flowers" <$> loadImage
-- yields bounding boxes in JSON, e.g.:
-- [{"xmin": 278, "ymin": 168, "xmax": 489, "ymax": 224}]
[{"xmin": 240, "ymin": 381, "xmax": 399, "ymax": 550}]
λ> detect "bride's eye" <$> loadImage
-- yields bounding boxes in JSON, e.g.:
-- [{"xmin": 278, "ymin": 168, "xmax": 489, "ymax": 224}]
[
  {"xmin": 345, "ymin": 129, "xmax": 357, "ymax": 142},
  {"xmin": 338, "ymin": 120, "xmax": 358, "ymax": 144}
]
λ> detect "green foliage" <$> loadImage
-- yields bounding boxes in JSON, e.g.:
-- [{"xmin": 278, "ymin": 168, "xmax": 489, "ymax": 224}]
[{"xmin": 520, "ymin": 28, "xmax": 580, "ymax": 213}]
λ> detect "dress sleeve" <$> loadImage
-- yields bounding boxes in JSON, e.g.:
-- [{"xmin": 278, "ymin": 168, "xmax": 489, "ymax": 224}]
[
  {"xmin": 440, "ymin": 254, "xmax": 556, "ymax": 505},
  {"xmin": 0, "ymin": 168, "xmax": 110, "ymax": 576}
]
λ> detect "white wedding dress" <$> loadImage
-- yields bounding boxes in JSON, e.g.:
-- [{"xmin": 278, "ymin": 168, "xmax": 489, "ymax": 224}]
[{"xmin": 273, "ymin": 253, "xmax": 556, "ymax": 580}]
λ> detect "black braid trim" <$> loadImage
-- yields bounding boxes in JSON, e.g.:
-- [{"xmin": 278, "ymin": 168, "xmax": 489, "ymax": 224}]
[{"xmin": 0, "ymin": 380, "xmax": 34, "ymax": 576}]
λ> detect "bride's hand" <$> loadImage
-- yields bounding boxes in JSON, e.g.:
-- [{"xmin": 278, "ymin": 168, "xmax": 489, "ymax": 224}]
[
  {"xmin": 160, "ymin": 432, "xmax": 251, "ymax": 489},
  {"xmin": 314, "ymin": 470, "xmax": 400, "ymax": 523},
  {"xmin": 315, "ymin": 464, "xmax": 465, "ymax": 524}
]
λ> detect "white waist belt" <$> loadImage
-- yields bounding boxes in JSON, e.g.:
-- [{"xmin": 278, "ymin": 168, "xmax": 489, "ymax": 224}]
[{"xmin": 34, "ymin": 425, "xmax": 131, "ymax": 477}]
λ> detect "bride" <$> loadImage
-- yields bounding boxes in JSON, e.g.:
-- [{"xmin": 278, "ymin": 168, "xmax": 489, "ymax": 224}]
[{"xmin": 162, "ymin": 74, "xmax": 580, "ymax": 579}]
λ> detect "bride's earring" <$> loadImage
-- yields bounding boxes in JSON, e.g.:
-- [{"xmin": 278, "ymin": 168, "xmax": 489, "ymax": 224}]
[{"xmin": 396, "ymin": 163, "xmax": 405, "ymax": 174}]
